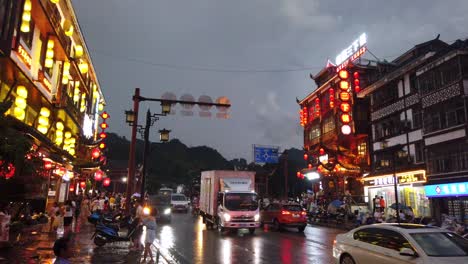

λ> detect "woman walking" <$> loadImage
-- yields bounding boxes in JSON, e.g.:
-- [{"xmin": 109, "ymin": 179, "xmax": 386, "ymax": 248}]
[
  {"xmin": 49, "ymin": 202, "xmax": 60, "ymax": 233},
  {"xmin": 142, "ymin": 208, "xmax": 157, "ymax": 263}
]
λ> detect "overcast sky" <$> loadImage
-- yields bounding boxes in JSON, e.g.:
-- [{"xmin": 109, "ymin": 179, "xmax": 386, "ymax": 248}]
[{"xmin": 72, "ymin": 0, "xmax": 468, "ymax": 161}]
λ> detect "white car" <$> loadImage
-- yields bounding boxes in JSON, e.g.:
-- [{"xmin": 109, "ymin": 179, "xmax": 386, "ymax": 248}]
[
  {"xmin": 170, "ymin": 194, "xmax": 190, "ymax": 213},
  {"xmin": 333, "ymin": 223, "xmax": 468, "ymax": 264}
]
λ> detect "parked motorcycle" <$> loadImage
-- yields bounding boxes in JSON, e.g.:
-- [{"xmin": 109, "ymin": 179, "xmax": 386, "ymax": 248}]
[{"xmin": 92, "ymin": 217, "xmax": 137, "ymax": 247}]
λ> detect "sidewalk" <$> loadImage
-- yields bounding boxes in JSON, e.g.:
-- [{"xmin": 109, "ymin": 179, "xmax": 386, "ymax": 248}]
[{"xmin": 0, "ymin": 221, "xmax": 144, "ymax": 264}]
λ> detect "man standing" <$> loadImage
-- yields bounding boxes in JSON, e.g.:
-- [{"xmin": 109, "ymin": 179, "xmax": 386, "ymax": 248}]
[{"xmin": 379, "ymin": 196, "xmax": 386, "ymax": 213}]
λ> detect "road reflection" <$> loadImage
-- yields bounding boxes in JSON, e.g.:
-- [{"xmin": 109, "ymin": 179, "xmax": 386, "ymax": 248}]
[
  {"xmin": 158, "ymin": 225, "xmax": 175, "ymax": 249},
  {"xmin": 194, "ymin": 217, "xmax": 205, "ymax": 263},
  {"xmin": 252, "ymin": 236, "xmax": 262, "ymax": 264},
  {"xmin": 221, "ymin": 238, "xmax": 232, "ymax": 264}
]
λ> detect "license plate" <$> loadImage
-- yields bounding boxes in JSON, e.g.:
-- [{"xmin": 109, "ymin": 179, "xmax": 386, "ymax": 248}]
[
  {"xmin": 239, "ymin": 224, "xmax": 248, "ymax": 227},
  {"xmin": 293, "ymin": 214, "xmax": 299, "ymax": 218}
]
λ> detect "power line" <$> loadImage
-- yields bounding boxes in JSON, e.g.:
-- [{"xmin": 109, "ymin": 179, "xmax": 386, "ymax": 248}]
[{"xmin": 90, "ymin": 48, "xmax": 323, "ymax": 73}]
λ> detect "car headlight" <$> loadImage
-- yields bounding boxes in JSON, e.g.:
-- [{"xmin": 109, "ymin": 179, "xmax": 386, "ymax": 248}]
[
  {"xmin": 223, "ymin": 213, "xmax": 231, "ymax": 222},
  {"xmin": 164, "ymin": 208, "xmax": 171, "ymax": 215},
  {"xmin": 254, "ymin": 213, "xmax": 260, "ymax": 222}
]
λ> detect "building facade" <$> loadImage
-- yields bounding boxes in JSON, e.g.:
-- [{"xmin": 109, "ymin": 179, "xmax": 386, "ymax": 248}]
[
  {"xmin": 0, "ymin": 0, "xmax": 106, "ymax": 211},
  {"xmin": 362, "ymin": 36, "xmax": 468, "ymax": 222},
  {"xmin": 298, "ymin": 48, "xmax": 377, "ymax": 200}
]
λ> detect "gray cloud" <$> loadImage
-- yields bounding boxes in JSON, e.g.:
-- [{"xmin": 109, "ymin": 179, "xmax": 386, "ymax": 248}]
[{"xmin": 72, "ymin": 0, "xmax": 468, "ymax": 160}]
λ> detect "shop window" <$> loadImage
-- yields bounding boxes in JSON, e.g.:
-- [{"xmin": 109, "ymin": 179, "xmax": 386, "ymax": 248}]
[
  {"xmin": 322, "ymin": 116, "xmax": 335, "ymax": 134},
  {"xmin": 412, "ymin": 110, "xmax": 422, "ymax": 129},
  {"xmin": 20, "ymin": 19, "xmax": 35, "ymax": 49},
  {"xmin": 415, "ymin": 142, "xmax": 424, "ymax": 163},
  {"xmin": 309, "ymin": 125, "xmax": 320, "ymax": 142},
  {"xmin": 358, "ymin": 142, "xmax": 367, "ymax": 157},
  {"xmin": 380, "ymin": 160, "xmax": 390, "ymax": 167}
]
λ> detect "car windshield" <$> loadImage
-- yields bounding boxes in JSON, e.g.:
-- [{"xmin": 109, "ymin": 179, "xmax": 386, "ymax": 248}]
[
  {"xmin": 224, "ymin": 193, "xmax": 258, "ymax": 211},
  {"xmin": 149, "ymin": 196, "xmax": 170, "ymax": 206},
  {"xmin": 283, "ymin": 205, "xmax": 303, "ymax": 211},
  {"xmin": 410, "ymin": 232, "xmax": 468, "ymax": 257},
  {"xmin": 171, "ymin": 195, "xmax": 186, "ymax": 201}
]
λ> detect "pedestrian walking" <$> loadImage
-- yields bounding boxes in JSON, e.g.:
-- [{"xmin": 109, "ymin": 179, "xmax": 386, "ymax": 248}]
[
  {"xmin": 0, "ymin": 203, "xmax": 11, "ymax": 246},
  {"xmin": 130, "ymin": 201, "xmax": 144, "ymax": 251},
  {"xmin": 63, "ymin": 200, "xmax": 74, "ymax": 235},
  {"xmin": 142, "ymin": 208, "xmax": 157, "ymax": 263},
  {"xmin": 379, "ymin": 196, "xmax": 385, "ymax": 213},
  {"xmin": 80, "ymin": 195, "xmax": 91, "ymax": 224},
  {"xmin": 49, "ymin": 202, "xmax": 60, "ymax": 233},
  {"xmin": 53, "ymin": 236, "xmax": 73, "ymax": 264}
]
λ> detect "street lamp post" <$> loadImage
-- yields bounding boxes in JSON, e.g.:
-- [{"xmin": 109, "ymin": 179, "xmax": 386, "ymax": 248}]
[
  {"xmin": 124, "ymin": 88, "xmax": 231, "ymax": 214},
  {"xmin": 124, "ymin": 88, "xmax": 140, "ymax": 215},
  {"xmin": 139, "ymin": 110, "xmax": 171, "ymax": 204}
]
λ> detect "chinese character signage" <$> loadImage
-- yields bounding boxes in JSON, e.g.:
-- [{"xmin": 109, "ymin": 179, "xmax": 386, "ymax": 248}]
[
  {"xmin": 424, "ymin": 182, "xmax": 468, "ymax": 197},
  {"xmin": 363, "ymin": 172, "xmax": 425, "ymax": 187}
]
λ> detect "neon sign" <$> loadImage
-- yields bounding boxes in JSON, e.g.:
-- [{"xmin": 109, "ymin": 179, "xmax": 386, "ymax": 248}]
[
  {"xmin": 17, "ymin": 45, "xmax": 32, "ymax": 68},
  {"xmin": 335, "ymin": 33, "xmax": 367, "ymax": 72}
]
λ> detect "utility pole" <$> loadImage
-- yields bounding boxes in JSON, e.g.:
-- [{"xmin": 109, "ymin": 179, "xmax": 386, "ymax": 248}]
[{"xmin": 140, "ymin": 110, "xmax": 151, "ymax": 203}]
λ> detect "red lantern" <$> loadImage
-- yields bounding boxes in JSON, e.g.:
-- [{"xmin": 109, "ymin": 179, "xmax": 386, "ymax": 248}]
[
  {"xmin": 308, "ymin": 163, "xmax": 312, "ymax": 169},
  {"xmin": 338, "ymin": 70, "xmax": 349, "ymax": 79},
  {"xmin": 100, "ymin": 122, "xmax": 108, "ymax": 130},
  {"xmin": 101, "ymin": 111, "xmax": 110, "ymax": 119},
  {"xmin": 69, "ymin": 186, "xmax": 75, "ymax": 192},
  {"xmin": 340, "ymin": 102, "xmax": 351, "ymax": 113},
  {"xmin": 296, "ymin": 171, "xmax": 301, "ymax": 178},
  {"xmin": 103, "ymin": 178, "xmax": 110, "ymax": 187},
  {"xmin": 92, "ymin": 148, "xmax": 101, "ymax": 159},
  {"xmin": 44, "ymin": 160, "xmax": 52, "ymax": 170},
  {"xmin": 94, "ymin": 170, "xmax": 103, "ymax": 181},
  {"xmin": 339, "ymin": 92, "xmax": 350, "ymax": 101},
  {"xmin": 303, "ymin": 153, "xmax": 308, "ymax": 161},
  {"xmin": 319, "ymin": 148, "xmax": 325, "ymax": 156},
  {"xmin": 99, "ymin": 132, "xmax": 107, "ymax": 139},
  {"xmin": 353, "ymin": 71, "xmax": 359, "ymax": 79},
  {"xmin": 80, "ymin": 181, "xmax": 86, "ymax": 188},
  {"xmin": 341, "ymin": 113, "xmax": 352, "ymax": 124}
]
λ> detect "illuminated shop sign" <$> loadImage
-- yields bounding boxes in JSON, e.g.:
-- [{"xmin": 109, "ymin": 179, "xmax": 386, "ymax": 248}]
[
  {"xmin": 425, "ymin": 182, "xmax": 468, "ymax": 197},
  {"xmin": 364, "ymin": 171, "xmax": 426, "ymax": 187},
  {"xmin": 335, "ymin": 33, "xmax": 367, "ymax": 72},
  {"xmin": 17, "ymin": 45, "xmax": 32, "ymax": 68}
]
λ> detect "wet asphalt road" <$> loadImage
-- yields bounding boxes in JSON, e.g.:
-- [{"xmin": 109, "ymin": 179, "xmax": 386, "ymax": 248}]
[
  {"xmin": 0, "ymin": 213, "xmax": 343, "ymax": 264},
  {"xmin": 158, "ymin": 212, "xmax": 343, "ymax": 264}
]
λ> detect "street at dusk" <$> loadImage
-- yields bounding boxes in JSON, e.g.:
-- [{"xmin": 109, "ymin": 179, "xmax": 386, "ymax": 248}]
[
  {"xmin": 1, "ymin": 213, "xmax": 342, "ymax": 264},
  {"xmin": 1, "ymin": 0, "xmax": 468, "ymax": 263}
]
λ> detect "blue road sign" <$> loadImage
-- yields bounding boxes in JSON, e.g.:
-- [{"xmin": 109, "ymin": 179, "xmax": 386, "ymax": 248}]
[{"xmin": 254, "ymin": 145, "xmax": 279, "ymax": 164}]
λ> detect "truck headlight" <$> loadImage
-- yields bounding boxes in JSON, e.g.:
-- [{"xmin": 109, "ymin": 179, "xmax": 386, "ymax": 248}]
[
  {"xmin": 254, "ymin": 213, "xmax": 260, "ymax": 222},
  {"xmin": 223, "ymin": 213, "xmax": 231, "ymax": 222},
  {"xmin": 164, "ymin": 208, "xmax": 171, "ymax": 215}
]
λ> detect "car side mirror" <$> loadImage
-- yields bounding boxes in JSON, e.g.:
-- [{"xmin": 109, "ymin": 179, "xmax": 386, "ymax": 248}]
[{"xmin": 400, "ymin": 248, "xmax": 418, "ymax": 257}]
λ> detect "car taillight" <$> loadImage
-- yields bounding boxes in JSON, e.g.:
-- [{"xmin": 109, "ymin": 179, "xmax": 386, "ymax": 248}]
[
  {"xmin": 281, "ymin": 210, "xmax": 291, "ymax": 215},
  {"xmin": 301, "ymin": 211, "xmax": 307, "ymax": 216}
]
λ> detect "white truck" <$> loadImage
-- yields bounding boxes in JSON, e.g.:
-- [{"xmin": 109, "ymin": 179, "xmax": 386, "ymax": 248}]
[{"xmin": 199, "ymin": 170, "xmax": 260, "ymax": 234}]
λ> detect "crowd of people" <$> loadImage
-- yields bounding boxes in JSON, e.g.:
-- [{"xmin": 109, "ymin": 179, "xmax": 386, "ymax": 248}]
[{"xmin": 46, "ymin": 191, "xmax": 159, "ymax": 263}]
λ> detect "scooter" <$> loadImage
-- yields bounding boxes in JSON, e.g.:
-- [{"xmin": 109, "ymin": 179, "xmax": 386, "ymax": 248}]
[{"xmin": 91, "ymin": 217, "xmax": 137, "ymax": 246}]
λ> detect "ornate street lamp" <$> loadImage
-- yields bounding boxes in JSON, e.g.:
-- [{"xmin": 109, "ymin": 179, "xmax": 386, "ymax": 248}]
[
  {"xmin": 161, "ymin": 101, "xmax": 172, "ymax": 115},
  {"xmin": 125, "ymin": 110, "xmax": 135, "ymax": 125},
  {"xmin": 159, "ymin": 128, "xmax": 171, "ymax": 142}
]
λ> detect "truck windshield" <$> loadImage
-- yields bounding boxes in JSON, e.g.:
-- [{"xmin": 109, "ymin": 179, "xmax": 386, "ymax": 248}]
[{"xmin": 224, "ymin": 193, "xmax": 258, "ymax": 211}]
